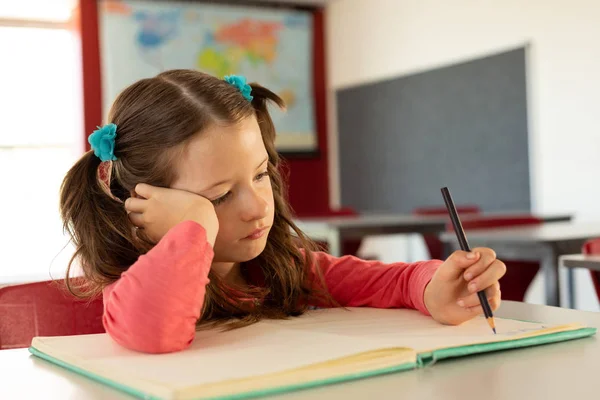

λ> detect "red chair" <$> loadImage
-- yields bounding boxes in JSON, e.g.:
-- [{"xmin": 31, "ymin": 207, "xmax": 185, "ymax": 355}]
[
  {"xmin": 414, "ymin": 205, "xmax": 481, "ymax": 260},
  {"xmin": 0, "ymin": 280, "xmax": 105, "ymax": 350},
  {"xmin": 449, "ymin": 216, "xmax": 543, "ymax": 302},
  {"xmin": 582, "ymin": 239, "xmax": 600, "ymax": 301}
]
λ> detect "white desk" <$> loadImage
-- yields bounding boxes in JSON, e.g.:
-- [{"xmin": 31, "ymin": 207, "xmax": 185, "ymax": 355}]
[
  {"xmin": 1, "ymin": 302, "xmax": 598, "ymax": 400},
  {"xmin": 295, "ymin": 212, "xmax": 572, "ymax": 257},
  {"xmin": 294, "ymin": 214, "xmax": 447, "ymax": 256},
  {"xmin": 560, "ymin": 254, "xmax": 600, "ymax": 271},
  {"xmin": 441, "ymin": 222, "xmax": 600, "ymax": 307}
]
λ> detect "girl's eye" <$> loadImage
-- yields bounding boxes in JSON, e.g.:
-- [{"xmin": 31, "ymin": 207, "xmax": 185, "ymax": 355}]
[
  {"xmin": 255, "ymin": 171, "xmax": 269, "ymax": 181},
  {"xmin": 210, "ymin": 171, "xmax": 268, "ymax": 206},
  {"xmin": 211, "ymin": 192, "xmax": 231, "ymax": 206}
]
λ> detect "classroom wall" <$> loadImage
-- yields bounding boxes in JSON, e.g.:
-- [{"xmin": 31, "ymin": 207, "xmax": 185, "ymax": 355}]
[
  {"xmin": 324, "ymin": 0, "xmax": 600, "ymax": 311},
  {"xmin": 325, "ymin": 0, "xmax": 600, "ymax": 221}
]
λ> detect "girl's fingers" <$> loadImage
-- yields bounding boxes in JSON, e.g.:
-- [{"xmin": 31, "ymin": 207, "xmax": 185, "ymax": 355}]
[
  {"xmin": 134, "ymin": 183, "xmax": 153, "ymax": 199},
  {"xmin": 462, "ymin": 247, "xmax": 498, "ymax": 281},
  {"xmin": 128, "ymin": 212, "xmax": 145, "ymax": 228},
  {"xmin": 465, "ymin": 305, "xmax": 484, "ymax": 315},
  {"xmin": 489, "ymin": 292, "xmax": 502, "ymax": 311},
  {"xmin": 465, "ymin": 293, "xmax": 501, "ymax": 314},
  {"xmin": 436, "ymin": 250, "xmax": 481, "ymax": 281},
  {"xmin": 457, "ymin": 283, "xmax": 500, "ymax": 308},
  {"xmin": 124, "ymin": 197, "xmax": 147, "ymax": 213},
  {"xmin": 466, "ymin": 260, "xmax": 507, "ymax": 293}
]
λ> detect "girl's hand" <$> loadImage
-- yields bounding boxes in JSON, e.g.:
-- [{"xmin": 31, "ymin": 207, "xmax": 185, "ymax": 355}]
[
  {"xmin": 124, "ymin": 183, "xmax": 219, "ymax": 245},
  {"xmin": 424, "ymin": 248, "xmax": 506, "ymax": 326}
]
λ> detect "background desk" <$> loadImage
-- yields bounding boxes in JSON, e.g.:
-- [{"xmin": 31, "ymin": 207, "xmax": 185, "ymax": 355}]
[
  {"xmin": 294, "ymin": 214, "xmax": 447, "ymax": 256},
  {"xmin": 441, "ymin": 222, "xmax": 600, "ymax": 308},
  {"xmin": 295, "ymin": 212, "xmax": 572, "ymax": 257},
  {"xmin": 2, "ymin": 301, "xmax": 598, "ymax": 400},
  {"xmin": 561, "ymin": 254, "xmax": 600, "ymax": 271}
]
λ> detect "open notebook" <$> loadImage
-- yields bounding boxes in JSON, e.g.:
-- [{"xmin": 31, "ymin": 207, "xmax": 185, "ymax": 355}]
[{"xmin": 29, "ymin": 307, "xmax": 595, "ymax": 400}]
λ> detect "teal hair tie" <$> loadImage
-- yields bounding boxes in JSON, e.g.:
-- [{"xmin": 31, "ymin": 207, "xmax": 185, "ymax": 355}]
[
  {"xmin": 224, "ymin": 75, "xmax": 253, "ymax": 101},
  {"xmin": 88, "ymin": 123, "xmax": 118, "ymax": 162}
]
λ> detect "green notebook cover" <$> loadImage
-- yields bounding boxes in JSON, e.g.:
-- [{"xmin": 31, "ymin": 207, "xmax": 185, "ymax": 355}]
[{"xmin": 29, "ymin": 326, "xmax": 596, "ymax": 400}]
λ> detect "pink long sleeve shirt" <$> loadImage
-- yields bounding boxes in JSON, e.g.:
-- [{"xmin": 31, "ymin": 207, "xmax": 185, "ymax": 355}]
[{"xmin": 102, "ymin": 221, "xmax": 441, "ymax": 353}]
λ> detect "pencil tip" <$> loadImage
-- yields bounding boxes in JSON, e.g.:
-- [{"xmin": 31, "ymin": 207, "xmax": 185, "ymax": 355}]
[{"xmin": 493, "ymin": 328, "xmax": 497, "ymax": 334}]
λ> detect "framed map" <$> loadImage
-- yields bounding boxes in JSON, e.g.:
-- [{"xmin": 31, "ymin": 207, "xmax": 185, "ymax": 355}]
[{"xmin": 99, "ymin": 0, "xmax": 317, "ymax": 154}]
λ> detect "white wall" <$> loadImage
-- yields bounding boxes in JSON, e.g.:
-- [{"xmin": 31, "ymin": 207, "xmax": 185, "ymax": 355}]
[
  {"xmin": 325, "ymin": 0, "xmax": 600, "ymax": 310},
  {"xmin": 326, "ymin": 0, "xmax": 600, "ymax": 219}
]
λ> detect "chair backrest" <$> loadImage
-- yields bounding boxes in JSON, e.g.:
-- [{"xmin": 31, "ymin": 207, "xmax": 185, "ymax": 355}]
[
  {"xmin": 0, "ymin": 280, "xmax": 105, "ymax": 350},
  {"xmin": 583, "ymin": 239, "xmax": 600, "ymax": 254},
  {"xmin": 582, "ymin": 239, "xmax": 600, "ymax": 301}
]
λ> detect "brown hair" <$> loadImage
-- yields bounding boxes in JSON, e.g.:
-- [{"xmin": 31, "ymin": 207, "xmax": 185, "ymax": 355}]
[{"xmin": 60, "ymin": 69, "xmax": 333, "ymax": 328}]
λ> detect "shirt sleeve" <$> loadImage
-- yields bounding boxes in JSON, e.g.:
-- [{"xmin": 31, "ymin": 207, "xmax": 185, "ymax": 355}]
[
  {"xmin": 307, "ymin": 251, "xmax": 441, "ymax": 315},
  {"xmin": 102, "ymin": 221, "xmax": 213, "ymax": 354}
]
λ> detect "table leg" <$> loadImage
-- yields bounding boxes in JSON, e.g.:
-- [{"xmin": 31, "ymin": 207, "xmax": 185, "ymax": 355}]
[
  {"xmin": 542, "ymin": 249, "xmax": 561, "ymax": 307},
  {"xmin": 554, "ymin": 240, "xmax": 586, "ymax": 309},
  {"xmin": 567, "ymin": 268, "xmax": 576, "ymax": 309}
]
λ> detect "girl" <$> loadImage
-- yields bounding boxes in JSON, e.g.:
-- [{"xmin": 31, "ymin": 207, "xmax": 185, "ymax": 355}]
[{"xmin": 60, "ymin": 70, "xmax": 505, "ymax": 354}]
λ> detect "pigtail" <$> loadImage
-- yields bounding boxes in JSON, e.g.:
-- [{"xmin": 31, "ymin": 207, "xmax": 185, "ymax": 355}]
[
  {"xmin": 249, "ymin": 83, "xmax": 285, "ymax": 144},
  {"xmin": 59, "ymin": 151, "xmax": 140, "ymax": 297}
]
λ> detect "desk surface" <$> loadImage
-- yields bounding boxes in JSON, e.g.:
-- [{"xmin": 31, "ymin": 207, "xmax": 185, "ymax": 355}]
[
  {"xmin": 440, "ymin": 221, "xmax": 600, "ymax": 244},
  {"xmin": 1, "ymin": 301, "xmax": 598, "ymax": 400},
  {"xmin": 294, "ymin": 212, "xmax": 572, "ymax": 241},
  {"xmin": 296, "ymin": 212, "xmax": 571, "ymax": 228},
  {"xmin": 561, "ymin": 254, "xmax": 600, "ymax": 271},
  {"xmin": 296, "ymin": 213, "xmax": 443, "ymax": 226}
]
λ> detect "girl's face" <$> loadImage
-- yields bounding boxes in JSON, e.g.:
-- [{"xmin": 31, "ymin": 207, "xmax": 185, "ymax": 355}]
[{"xmin": 171, "ymin": 115, "xmax": 275, "ymax": 262}]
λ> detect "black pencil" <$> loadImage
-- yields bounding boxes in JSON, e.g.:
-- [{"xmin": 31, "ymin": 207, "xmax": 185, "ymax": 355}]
[{"xmin": 441, "ymin": 187, "xmax": 497, "ymax": 334}]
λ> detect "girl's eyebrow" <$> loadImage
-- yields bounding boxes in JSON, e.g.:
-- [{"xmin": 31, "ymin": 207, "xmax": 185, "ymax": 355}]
[{"xmin": 255, "ymin": 156, "xmax": 269, "ymax": 169}]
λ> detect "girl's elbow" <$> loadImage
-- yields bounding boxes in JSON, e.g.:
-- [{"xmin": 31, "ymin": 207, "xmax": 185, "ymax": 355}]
[
  {"xmin": 131, "ymin": 336, "xmax": 193, "ymax": 354},
  {"xmin": 106, "ymin": 327, "xmax": 195, "ymax": 354},
  {"xmin": 142, "ymin": 330, "xmax": 195, "ymax": 354},
  {"xmin": 103, "ymin": 314, "xmax": 196, "ymax": 354}
]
